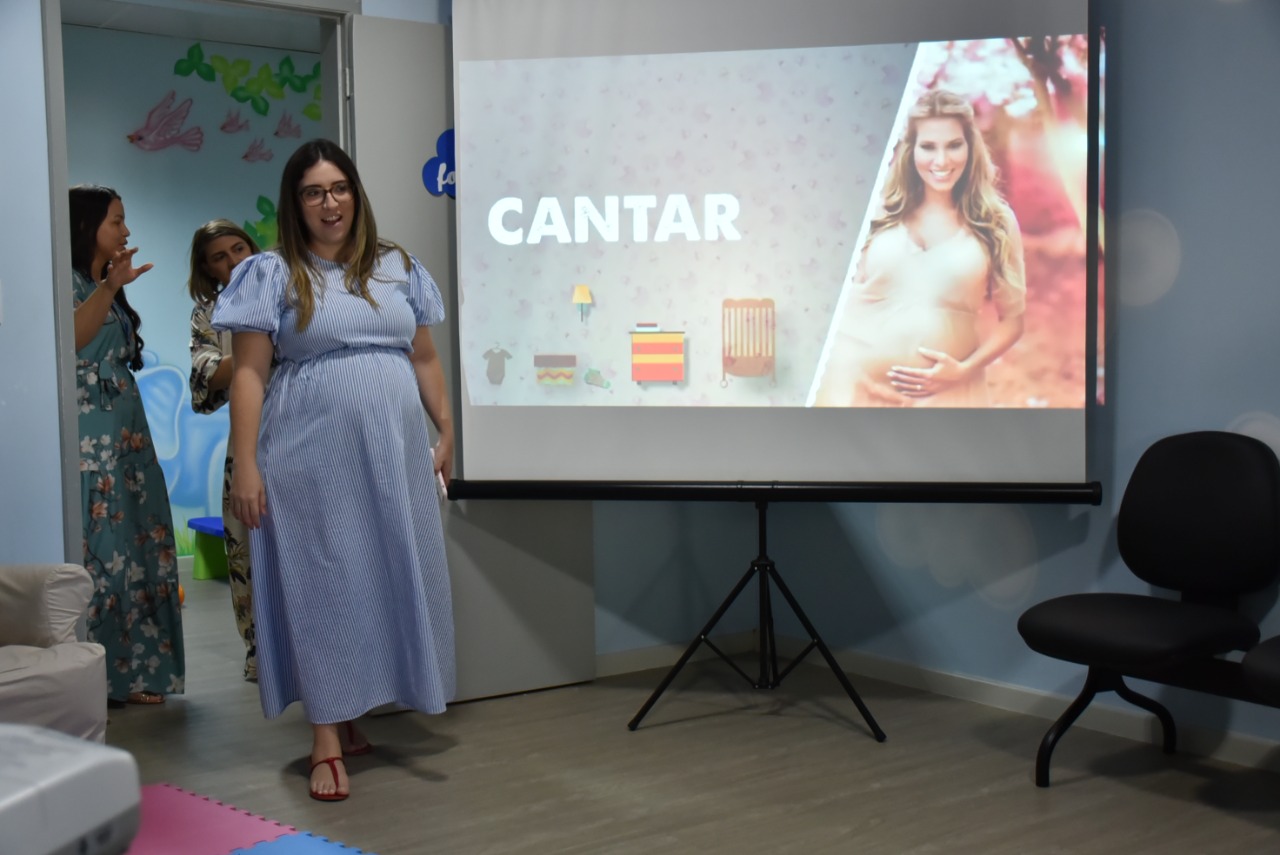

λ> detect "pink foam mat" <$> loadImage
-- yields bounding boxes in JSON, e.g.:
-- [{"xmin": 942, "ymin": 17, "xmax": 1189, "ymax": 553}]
[{"xmin": 126, "ymin": 783, "xmax": 296, "ymax": 855}]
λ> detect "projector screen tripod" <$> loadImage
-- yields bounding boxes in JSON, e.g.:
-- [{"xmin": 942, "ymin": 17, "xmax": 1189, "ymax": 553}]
[{"xmin": 627, "ymin": 500, "xmax": 887, "ymax": 741}]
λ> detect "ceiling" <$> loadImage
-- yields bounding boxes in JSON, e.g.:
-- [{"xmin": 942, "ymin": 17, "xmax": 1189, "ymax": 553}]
[{"xmin": 60, "ymin": 0, "xmax": 334, "ymax": 53}]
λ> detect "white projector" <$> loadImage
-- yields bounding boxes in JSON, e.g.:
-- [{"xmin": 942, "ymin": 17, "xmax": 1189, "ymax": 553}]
[{"xmin": 0, "ymin": 724, "xmax": 140, "ymax": 855}]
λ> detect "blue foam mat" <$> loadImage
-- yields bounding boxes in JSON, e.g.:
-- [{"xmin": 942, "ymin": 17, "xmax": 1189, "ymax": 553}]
[{"xmin": 234, "ymin": 832, "xmax": 376, "ymax": 854}]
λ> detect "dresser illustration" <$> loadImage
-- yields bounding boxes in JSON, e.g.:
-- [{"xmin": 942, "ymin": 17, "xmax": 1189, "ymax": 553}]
[{"xmin": 630, "ymin": 327, "xmax": 685, "ymax": 383}]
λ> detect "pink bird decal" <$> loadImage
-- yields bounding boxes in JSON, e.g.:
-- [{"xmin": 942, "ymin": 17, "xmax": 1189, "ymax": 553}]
[
  {"xmin": 127, "ymin": 90, "xmax": 203, "ymax": 152},
  {"xmin": 242, "ymin": 138, "xmax": 273, "ymax": 163},
  {"xmin": 274, "ymin": 111, "xmax": 301, "ymax": 138},
  {"xmin": 220, "ymin": 109, "xmax": 249, "ymax": 134}
]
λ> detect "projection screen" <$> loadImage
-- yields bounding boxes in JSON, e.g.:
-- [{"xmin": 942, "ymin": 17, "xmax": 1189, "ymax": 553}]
[{"xmin": 451, "ymin": 0, "xmax": 1095, "ymax": 490}]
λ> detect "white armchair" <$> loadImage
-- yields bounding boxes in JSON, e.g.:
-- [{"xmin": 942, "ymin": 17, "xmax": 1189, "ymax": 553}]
[{"xmin": 0, "ymin": 564, "xmax": 108, "ymax": 742}]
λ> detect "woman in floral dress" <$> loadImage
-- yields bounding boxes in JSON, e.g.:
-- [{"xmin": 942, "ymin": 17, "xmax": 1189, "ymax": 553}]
[
  {"xmin": 188, "ymin": 219, "xmax": 261, "ymax": 682},
  {"xmin": 70, "ymin": 184, "xmax": 185, "ymax": 706}
]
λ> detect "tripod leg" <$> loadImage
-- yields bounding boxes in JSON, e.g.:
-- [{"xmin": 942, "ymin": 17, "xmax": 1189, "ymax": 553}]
[
  {"xmin": 757, "ymin": 560, "xmax": 780, "ymax": 688},
  {"xmin": 766, "ymin": 565, "xmax": 887, "ymax": 742},
  {"xmin": 628, "ymin": 562, "xmax": 760, "ymax": 730}
]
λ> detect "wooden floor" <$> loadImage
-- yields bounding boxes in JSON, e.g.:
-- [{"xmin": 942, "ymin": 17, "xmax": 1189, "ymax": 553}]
[{"xmin": 106, "ymin": 571, "xmax": 1280, "ymax": 854}]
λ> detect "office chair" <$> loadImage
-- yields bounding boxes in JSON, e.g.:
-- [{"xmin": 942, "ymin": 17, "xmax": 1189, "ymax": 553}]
[
  {"xmin": 1242, "ymin": 635, "xmax": 1280, "ymax": 706},
  {"xmin": 1018, "ymin": 431, "xmax": 1280, "ymax": 787}
]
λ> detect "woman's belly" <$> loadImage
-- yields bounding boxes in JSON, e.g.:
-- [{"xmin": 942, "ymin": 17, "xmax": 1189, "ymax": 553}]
[
  {"xmin": 259, "ymin": 346, "xmax": 423, "ymax": 474},
  {"xmin": 848, "ymin": 300, "xmax": 979, "ymax": 387}
]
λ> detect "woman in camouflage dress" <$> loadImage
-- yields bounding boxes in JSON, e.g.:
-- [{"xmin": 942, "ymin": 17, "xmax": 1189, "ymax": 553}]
[{"xmin": 187, "ymin": 219, "xmax": 261, "ymax": 681}]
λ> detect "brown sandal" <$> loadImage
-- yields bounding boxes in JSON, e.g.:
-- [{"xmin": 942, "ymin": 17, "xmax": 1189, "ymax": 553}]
[
  {"xmin": 309, "ymin": 756, "xmax": 349, "ymax": 802},
  {"xmin": 126, "ymin": 692, "xmax": 165, "ymax": 705}
]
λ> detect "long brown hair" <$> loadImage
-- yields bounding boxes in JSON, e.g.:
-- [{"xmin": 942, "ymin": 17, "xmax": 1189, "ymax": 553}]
[
  {"xmin": 276, "ymin": 139, "xmax": 408, "ymax": 331},
  {"xmin": 68, "ymin": 184, "xmax": 146, "ymax": 370},
  {"xmin": 187, "ymin": 219, "xmax": 261, "ymax": 305},
  {"xmin": 868, "ymin": 89, "xmax": 1018, "ymax": 291}
]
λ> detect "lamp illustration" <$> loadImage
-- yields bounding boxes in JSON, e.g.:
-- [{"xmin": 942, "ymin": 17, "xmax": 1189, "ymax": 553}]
[{"xmin": 572, "ymin": 284, "xmax": 593, "ymax": 322}]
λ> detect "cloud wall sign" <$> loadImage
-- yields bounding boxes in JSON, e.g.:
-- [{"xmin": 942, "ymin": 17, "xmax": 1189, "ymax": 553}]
[{"xmin": 423, "ymin": 128, "xmax": 456, "ymax": 198}]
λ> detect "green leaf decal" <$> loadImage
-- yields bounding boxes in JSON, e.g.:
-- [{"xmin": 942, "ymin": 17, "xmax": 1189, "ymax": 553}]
[
  {"xmin": 256, "ymin": 195, "xmax": 276, "ymax": 217},
  {"xmin": 172, "ymin": 47, "xmax": 322, "ymax": 120},
  {"xmin": 244, "ymin": 211, "xmax": 279, "ymax": 251},
  {"xmin": 244, "ymin": 221, "xmax": 265, "ymax": 249},
  {"xmin": 253, "ymin": 65, "xmax": 275, "ymax": 90}
]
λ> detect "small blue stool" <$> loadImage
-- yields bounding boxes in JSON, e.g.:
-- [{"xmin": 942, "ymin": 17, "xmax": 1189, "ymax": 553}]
[{"xmin": 187, "ymin": 516, "xmax": 228, "ymax": 581}]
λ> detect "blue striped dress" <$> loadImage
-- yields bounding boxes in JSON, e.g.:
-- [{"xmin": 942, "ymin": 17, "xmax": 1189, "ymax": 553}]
[{"xmin": 211, "ymin": 249, "xmax": 455, "ymax": 723}]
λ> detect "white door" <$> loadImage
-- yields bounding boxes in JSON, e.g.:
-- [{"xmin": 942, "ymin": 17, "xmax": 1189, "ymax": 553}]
[{"xmin": 349, "ymin": 16, "xmax": 596, "ymax": 701}]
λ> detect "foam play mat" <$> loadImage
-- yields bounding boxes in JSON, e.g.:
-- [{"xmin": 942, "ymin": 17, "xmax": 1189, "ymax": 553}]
[{"xmin": 126, "ymin": 784, "xmax": 375, "ymax": 855}]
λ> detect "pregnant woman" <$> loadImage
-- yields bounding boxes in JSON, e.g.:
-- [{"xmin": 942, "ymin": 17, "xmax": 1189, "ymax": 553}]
[
  {"xmin": 815, "ymin": 88, "xmax": 1025, "ymax": 407},
  {"xmin": 213, "ymin": 139, "xmax": 455, "ymax": 802}
]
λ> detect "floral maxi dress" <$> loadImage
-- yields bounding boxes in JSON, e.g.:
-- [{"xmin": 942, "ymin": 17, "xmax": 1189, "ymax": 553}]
[{"xmin": 74, "ymin": 270, "xmax": 185, "ymax": 700}]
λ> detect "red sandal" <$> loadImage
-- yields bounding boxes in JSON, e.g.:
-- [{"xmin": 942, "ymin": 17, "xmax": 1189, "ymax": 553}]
[{"xmin": 309, "ymin": 756, "xmax": 349, "ymax": 802}]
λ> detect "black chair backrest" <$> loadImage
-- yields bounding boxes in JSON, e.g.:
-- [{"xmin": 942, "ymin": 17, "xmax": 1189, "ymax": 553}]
[{"xmin": 1118, "ymin": 431, "xmax": 1280, "ymax": 601}]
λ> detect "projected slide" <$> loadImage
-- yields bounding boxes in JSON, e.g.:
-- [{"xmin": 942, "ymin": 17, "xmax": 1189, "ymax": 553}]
[
  {"xmin": 457, "ymin": 37, "xmax": 1090, "ymax": 411},
  {"xmin": 452, "ymin": 0, "xmax": 1093, "ymax": 485}
]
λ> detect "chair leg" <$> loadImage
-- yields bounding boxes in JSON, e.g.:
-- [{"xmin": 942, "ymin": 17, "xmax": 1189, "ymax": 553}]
[
  {"xmin": 1035, "ymin": 668, "xmax": 1182, "ymax": 787},
  {"xmin": 1114, "ymin": 677, "xmax": 1177, "ymax": 754},
  {"xmin": 1036, "ymin": 669, "xmax": 1102, "ymax": 788}
]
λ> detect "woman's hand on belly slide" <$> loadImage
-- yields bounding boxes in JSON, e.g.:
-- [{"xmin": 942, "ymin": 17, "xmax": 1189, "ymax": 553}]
[{"xmin": 888, "ymin": 347, "xmax": 970, "ymax": 399}]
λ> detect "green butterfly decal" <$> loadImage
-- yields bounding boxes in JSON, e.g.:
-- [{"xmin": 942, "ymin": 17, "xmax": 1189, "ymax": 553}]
[
  {"xmin": 244, "ymin": 64, "xmax": 285, "ymax": 101},
  {"xmin": 302, "ymin": 82, "xmax": 323, "ymax": 122},
  {"xmin": 211, "ymin": 56, "xmax": 252, "ymax": 94},
  {"xmin": 175, "ymin": 44, "xmax": 322, "ymax": 121},
  {"xmin": 229, "ymin": 85, "xmax": 270, "ymax": 116},
  {"xmin": 278, "ymin": 57, "xmax": 310, "ymax": 94},
  {"xmin": 173, "ymin": 44, "xmax": 214, "ymax": 81}
]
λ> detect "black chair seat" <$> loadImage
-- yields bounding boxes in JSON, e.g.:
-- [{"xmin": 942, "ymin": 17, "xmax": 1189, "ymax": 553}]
[
  {"xmin": 1019, "ymin": 593, "xmax": 1260, "ymax": 673},
  {"xmin": 1242, "ymin": 636, "xmax": 1280, "ymax": 706}
]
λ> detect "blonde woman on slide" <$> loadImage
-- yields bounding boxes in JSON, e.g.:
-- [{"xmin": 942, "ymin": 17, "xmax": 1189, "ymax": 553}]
[{"xmin": 815, "ymin": 88, "xmax": 1026, "ymax": 407}]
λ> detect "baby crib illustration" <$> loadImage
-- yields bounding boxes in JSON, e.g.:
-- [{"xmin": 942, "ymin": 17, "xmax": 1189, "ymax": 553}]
[{"xmin": 721, "ymin": 298, "xmax": 776, "ymax": 387}]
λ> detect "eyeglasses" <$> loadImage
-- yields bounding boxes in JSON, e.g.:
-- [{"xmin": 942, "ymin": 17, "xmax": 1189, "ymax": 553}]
[{"xmin": 299, "ymin": 182, "xmax": 353, "ymax": 207}]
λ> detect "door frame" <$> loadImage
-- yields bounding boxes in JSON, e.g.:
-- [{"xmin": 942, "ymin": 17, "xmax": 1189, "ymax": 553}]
[{"xmin": 44, "ymin": 0, "xmax": 358, "ymax": 560}]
